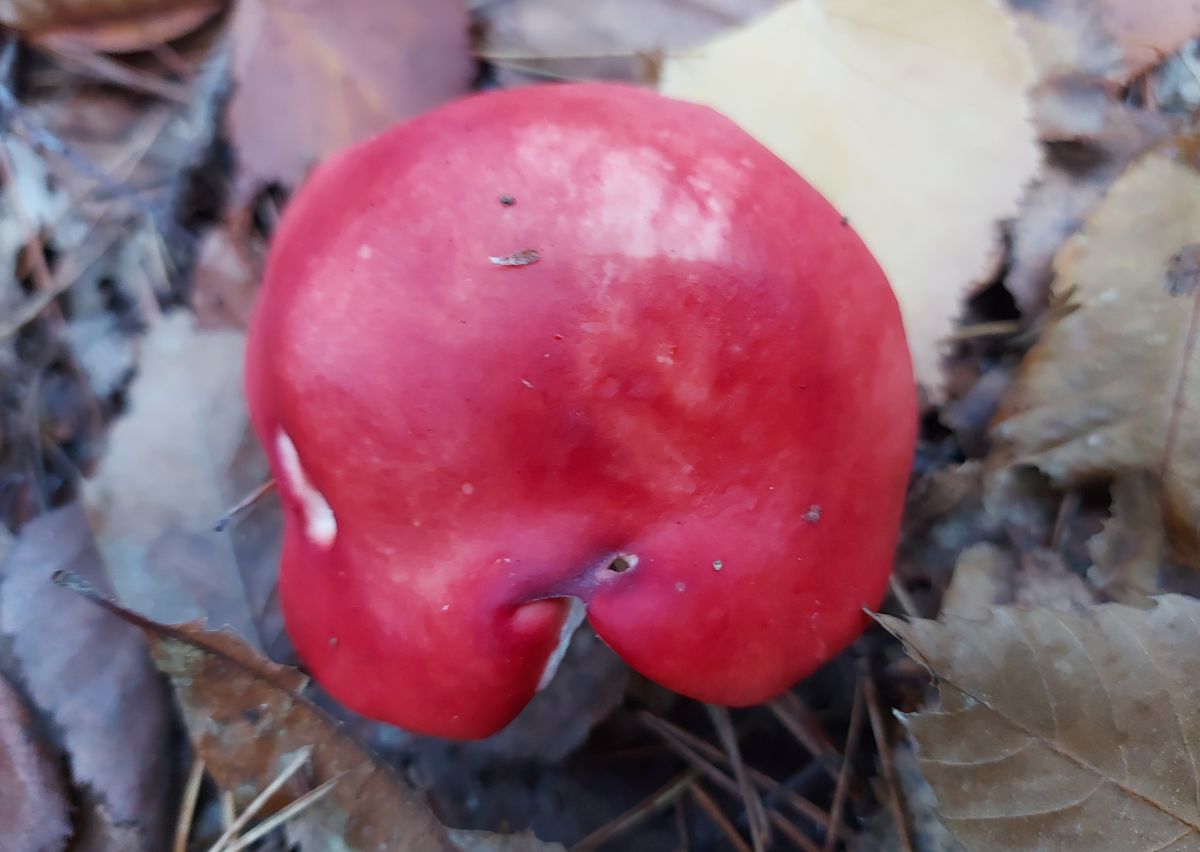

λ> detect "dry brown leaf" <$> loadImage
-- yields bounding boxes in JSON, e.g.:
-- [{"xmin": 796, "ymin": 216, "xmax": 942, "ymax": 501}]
[
  {"xmin": 990, "ymin": 152, "xmax": 1200, "ymax": 566},
  {"xmin": 54, "ymin": 579, "xmax": 559, "ymax": 852},
  {"xmin": 660, "ymin": 0, "xmax": 1042, "ymax": 394},
  {"xmin": 1013, "ymin": 546, "xmax": 1099, "ymax": 610},
  {"xmin": 858, "ymin": 741, "xmax": 966, "ymax": 852},
  {"xmin": 1097, "ymin": 0, "xmax": 1200, "ymax": 80},
  {"xmin": 1009, "ymin": 0, "xmax": 1122, "ymax": 81},
  {"xmin": 0, "ymin": 0, "xmax": 221, "ymax": 51},
  {"xmin": 879, "ymin": 596, "xmax": 1200, "ymax": 850},
  {"xmin": 0, "ymin": 504, "xmax": 173, "ymax": 850},
  {"xmin": 940, "ymin": 542, "xmax": 1016, "ymax": 620},
  {"xmin": 81, "ymin": 311, "xmax": 266, "ymax": 643},
  {"xmin": 1087, "ymin": 471, "xmax": 1166, "ymax": 602},
  {"xmin": 0, "ymin": 675, "xmax": 71, "ymax": 852},
  {"xmin": 227, "ymin": 0, "xmax": 473, "ymax": 204},
  {"xmin": 475, "ymin": 0, "xmax": 775, "ymax": 84},
  {"xmin": 190, "ymin": 220, "xmax": 265, "ymax": 330},
  {"xmin": 1009, "ymin": 0, "xmax": 1200, "ymax": 83}
]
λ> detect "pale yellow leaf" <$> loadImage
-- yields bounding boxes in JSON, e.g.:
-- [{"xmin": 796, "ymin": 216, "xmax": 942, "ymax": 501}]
[
  {"xmin": 660, "ymin": 0, "xmax": 1042, "ymax": 393},
  {"xmin": 880, "ymin": 597, "xmax": 1200, "ymax": 850}
]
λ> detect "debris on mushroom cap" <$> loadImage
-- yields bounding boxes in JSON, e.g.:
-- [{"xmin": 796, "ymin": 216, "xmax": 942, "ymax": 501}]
[{"xmin": 244, "ymin": 82, "xmax": 917, "ymax": 739}]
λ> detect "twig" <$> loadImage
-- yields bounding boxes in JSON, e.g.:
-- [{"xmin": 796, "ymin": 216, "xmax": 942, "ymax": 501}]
[
  {"xmin": 822, "ymin": 683, "xmax": 866, "ymax": 852},
  {"xmin": 768, "ymin": 694, "xmax": 838, "ymax": 770},
  {"xmin": 207, "ymin": 746, "xmax": 313, "ymax": 852},
  {"xmin": 172, "ymin": 756, "xmax": 206, "ymax": 852},
  {"xmin": 0, "ymin": 229, "xmax": 125, "ymax": 342},
  {"xmin": 861, "ymin": 663, "xmax": 912, "ymax": 852},
  {"xmin": 571, "ymin": 771, "xmax": 696, "ymax": 851},
  {"xmin": 644, "ymin": 711, "xmax": 831, "ymax": 831},
  {"xmin": 220, "ymin": 791, "xmax": 236, "ymax": 831},
  {"xmin": 886, "ymin": 575, "xmax": 921, "ymax": 619},
  {"xmin": 45, "ymin": 43, "xmax": 191, "ymax": 102},
  {"xmin": 215, "ymin": 479, "xmax": 277, "ymax": 531},
  {"xmin": 944, "ymin": 320, "xmax": 1023, "ymax": 341},
  {"xmin": 690, "ymin": 782, "xmax": 753, "ymax": 852},
  {"xmin": 706, "ymin": 704, "xmax": 770, "ymax": 852},
  {"xmin": 221, "ymin": 774, "xmax": 342, "ymax": 852},
  {"xmin": 640, "ymin": 713, "xmax": 823, "ymax": 851},
  {"xmin": 674, "ymin": 798, "xmax": 689, "ymax": 851}
]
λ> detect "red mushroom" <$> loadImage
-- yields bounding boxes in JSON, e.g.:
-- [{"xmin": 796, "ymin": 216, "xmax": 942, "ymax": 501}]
[{"xmin": 245, "ymin": 82, "xmax": 917, "ymax": 739}]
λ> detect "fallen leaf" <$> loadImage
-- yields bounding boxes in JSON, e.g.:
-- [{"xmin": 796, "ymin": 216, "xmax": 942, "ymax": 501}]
[
  {"xmin": 990, "ymin": 152, "xmax": 1200, "ymax": 566},
  {"xmin": 0, "ymin": 674, "xmax": 71, "ymax": 852},
  {"xmin": 0, "ymin": 504, "xmax": 173, "ymax": 850},
  {"xmin": 858, "ymin": 741, "xmax": 965, "ymax": 852},
  {"xmin": 879, "ymin": 596, "xmax": 1200, "ymax": 850},
  {"xmin": 190, "ymin": 220, "xmax": 265, "ymax": 330},
  {"xmin": 227, "ymin": 0, "xmax": 474, "ymax": 204},
  {"xmin": 56, "ymin": 580, "xmax": 461, "ymax": 852},
  {"xmin": 82, "ymin": 311, "xmax": 264, "ymax": 643},
  {"xmin": 1013, "ymin": 546, "xmax": 1098, "ymax": 610},
  {"xmin": 940, "ymin": 542, "xmax": 1015, "ymax": 620},
  {"xmin": 1087, "ymin": 471, "xmax": 1165, "ymax": 602},
  {"xmin": 0, "ymin": 0, "xmax": 222, "ymax": 51},
  {"xmin": 1096, "ymin": 0, "xmax": 1200, "ymax": 81},
  {"xmin": 659, "ymin": 0, "xmax": 1043, "ymax": 393},
  {"xmin": 474, "ymin": 0, "xmax": 775, "ymax": 84},
  {"xmin": 1008, "ymin": 0, "xmax": 1200, "ymax": 83},
  {"xmin": 1009, "ymin": 0, "xmax": 1121, "ymax": 81}
]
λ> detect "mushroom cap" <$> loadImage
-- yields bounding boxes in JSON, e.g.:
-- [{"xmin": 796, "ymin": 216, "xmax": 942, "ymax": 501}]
[{"xmin": 246, "ymin": 82, "xmax": 917, "ymax": 739}]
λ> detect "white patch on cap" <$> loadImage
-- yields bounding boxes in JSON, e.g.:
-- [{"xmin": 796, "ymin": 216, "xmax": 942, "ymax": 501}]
[
  {"xmin": 275, "ymin": 430, "xmax": 337, "ymax": 548},
  {"xmin": 537, "ymin": 598, "xmax": 586, "ymax": 691}
]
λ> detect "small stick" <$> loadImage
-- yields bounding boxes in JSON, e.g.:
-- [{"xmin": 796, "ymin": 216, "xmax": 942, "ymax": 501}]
[
  {"xmin": 643, "ymin": 711, "xmax": 830, "ymax": 831},
  {"xmin": 690, "ymin": 782, "xmax": 753, "ymax": 852},
  {"xmin": 207, "ymin": 746, "xmax": 312, "ymax": 852},
  {"xmin": 861, "ymin": 662, "xmax": 913, "ymax": 852},
  {"xmin": 641, "ymin": 713, "xmax": 822, "ymax": 851},
  {"xmin": 221, "ymin": 775, "xmax": 342, "ymax": 852},
  {"xmin": 172, "ymin": 757, "xmax": 206, "ymax": 852},
  {"xmin": 706, "ymin": 704, "xmax": 770, "ymax": 852},
  {"xmin": 768, "ymin": 694, "xmax": 837, "ymax": 768},
  {"xmin": 215, "ymin": 479, "xmax": 276, "ymax": 531},
  {"xmin": 571, "ymin": 771, "xmax": 696, "ymax": 850},
  {"xmin": 822, "ymin": 683, "xmax": 866, "ymax": 852},
  {"xmin": 887, "ymin": 575, "xmax": 921, "ymax": 619}
]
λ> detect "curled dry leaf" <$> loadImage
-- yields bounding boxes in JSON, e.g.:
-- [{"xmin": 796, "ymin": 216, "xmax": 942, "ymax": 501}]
[
  {"xmin": 474, "ymin": 0, "xmax": 775, "ymax": 83},
  {"xmin": 0, "ymin": 0, "xmax": 223, "ymax": 52},
  {"xmin": 940, "ymin": 542, "xmax": 1015, "ymax": 621},
  {"xmin": 0, "ymin": 675, "xmax": 71, "ymax": 852},
  {"xmin": 228, "ymin": 0, "xmax": 474, "ymax": 204},
  {"xmin": 1087, "ymin": 471, "xmax": 1165, "ymax": 602},
  {"xmin": 990, "ymin": 152, "xmax": 1200, "ymax": 566},
  {"xmin": 1009, "ymin": 0, "xmax": 1200, "ymax": 83},
  {"xmin": 62, "ymin": 584, "xmax": 560, "ymax": 851},
  {"xmin": 80, "ymin": 600, "xmax": 459, "ymax": 851},
  {"xmin": 659, "ymin": 0, "xmax": 1042, "ymax": 393},
  {"xmin": 1010, "ymin": 0, "xmax": 1121, "ymax": 81},
  {"xmin": 1096, "ymin": 0, "xmax": 1200, "ymax": 81},
  {"xmin": 0, "ymin": 505, "xmax": 173, "ymax": 850},
  {"xmin": 879, "ymin": 596, "xmax": 1200, "ymax": 850}
]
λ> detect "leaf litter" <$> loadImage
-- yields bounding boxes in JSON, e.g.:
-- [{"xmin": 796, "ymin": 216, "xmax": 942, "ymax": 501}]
[{"xmin": 7, "ymin": 0, "xmax": 1200, "ymax": 849}]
